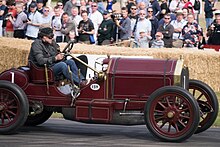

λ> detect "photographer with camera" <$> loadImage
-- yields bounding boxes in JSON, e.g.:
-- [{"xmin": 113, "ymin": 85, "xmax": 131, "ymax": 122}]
[
  {"xmin": 114, "ymin": 7, "xmax": 131, "ymax": 47},
  {"xmin": 5, "ymin": 1, "xmax": 16, "ymax": 38},
  {"xmin": 207, "ymin": 12, "xmax": 220, "ymax": 45}
]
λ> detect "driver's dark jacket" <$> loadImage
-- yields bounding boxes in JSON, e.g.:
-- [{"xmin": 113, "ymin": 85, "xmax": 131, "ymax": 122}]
[{"xmin": 28, "ymin": 39, "xmax": 60, "ymax": 67}]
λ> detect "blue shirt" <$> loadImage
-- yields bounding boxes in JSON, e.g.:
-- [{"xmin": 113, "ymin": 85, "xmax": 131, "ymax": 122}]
[{"xmin": 0, "ymin": 5, "xmax": 6, "ymax": 20}]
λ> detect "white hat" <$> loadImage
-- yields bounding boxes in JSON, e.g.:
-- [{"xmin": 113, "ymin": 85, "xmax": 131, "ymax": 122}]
[
  {"xmin": 139, "ymin": 29, "xmax": 146, "ymax": 33},
  {"xmin": 214, "ymin": 10, "xmax": 220, "ymax": 15}
]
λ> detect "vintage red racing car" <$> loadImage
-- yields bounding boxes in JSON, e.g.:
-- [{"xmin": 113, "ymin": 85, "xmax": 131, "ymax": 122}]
[{"xmin": 0, "ymin": 42, "xmax": 218, "ymax": 142}]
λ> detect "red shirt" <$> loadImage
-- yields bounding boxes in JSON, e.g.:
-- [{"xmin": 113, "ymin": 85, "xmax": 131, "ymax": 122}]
[{"xmin": 6, "ymin": 8, "xmax": 17, "ymax": 32}]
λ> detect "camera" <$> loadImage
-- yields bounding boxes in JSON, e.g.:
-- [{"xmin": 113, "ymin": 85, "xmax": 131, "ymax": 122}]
[
  {"xmin": 6, "ymin": 13, "xmax": 12, "ymax": 17},
  {"xmin": 111, "ymin": 13, "xmax": 122, "ymax": 21}
]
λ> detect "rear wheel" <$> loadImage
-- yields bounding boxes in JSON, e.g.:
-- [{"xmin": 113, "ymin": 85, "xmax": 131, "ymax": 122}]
[
  {"xmin": 144, "ymin": 86, "xmax": 200, "ymax": 142},
  {"xmin": 0, "ymin": 80, "xmax": 29, "ymax": 134},
  {"xmin": 189, "ymin": 79, "xmax": 219, "ymax": 134}
]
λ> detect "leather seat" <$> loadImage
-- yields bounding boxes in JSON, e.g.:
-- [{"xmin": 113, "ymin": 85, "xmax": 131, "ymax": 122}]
[{"xmin": 28, "ymin": 61, "xmax": 55, "ymax": 84}]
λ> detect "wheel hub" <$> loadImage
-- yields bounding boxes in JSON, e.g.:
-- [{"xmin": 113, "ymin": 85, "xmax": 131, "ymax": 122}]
[
  {"xmin": 0, "ymin": 103, "xmax": 5, "ymax": 111},
  {"xmin": 167, "ymin": 111, "xmax": 175, "ymax": 118}
]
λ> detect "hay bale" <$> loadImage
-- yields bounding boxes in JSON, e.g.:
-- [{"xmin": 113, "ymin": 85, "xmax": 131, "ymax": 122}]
[{"xmin": 0, "ymin": 37, "xmax": 220, "ymax": 92}]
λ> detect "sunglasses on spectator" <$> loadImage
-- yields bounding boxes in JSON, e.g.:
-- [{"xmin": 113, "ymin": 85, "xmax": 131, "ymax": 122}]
[
  {"xmin": 139, "ymin": 13, "xmax": 146, "ymax": 15},
  {"xmin": 46, "ymin": 34, "xmax": 54, "ymax": 39},
  {"xmin": 156, "ymin": 35, "xmax": 161, "ymax": 37},
  {"xmin": 57, "ymin": 4, "xmax": 63, "ymax": 6},
  {"xmin": 44, "ymin": 10, "xmax": 50, "ymax": 12},
  {"xmin": 131, "ymin": 8, "xmax": 136, "ymax": 10},
  {"xmin": 91, "ymin": 5, "xmax": 97, "ymax": 7},
  {"xmin": 164, "ymin": 17, "xmax": 170, "ymax": 19},
  {"xmin": 148, "ymin": 11, "xmax": 153, "ymax": 12}
]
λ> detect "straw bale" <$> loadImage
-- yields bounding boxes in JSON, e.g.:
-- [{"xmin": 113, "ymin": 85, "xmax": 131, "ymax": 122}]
[{"xmin": 0, "ymin": 37, "xmax": 220, "ymax": 92}]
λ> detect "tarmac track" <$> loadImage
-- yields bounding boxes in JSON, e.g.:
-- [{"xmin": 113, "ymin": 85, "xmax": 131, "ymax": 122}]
[{"xmin": 0, "ymin": 118, "xmax": 220, "ymax": 147}]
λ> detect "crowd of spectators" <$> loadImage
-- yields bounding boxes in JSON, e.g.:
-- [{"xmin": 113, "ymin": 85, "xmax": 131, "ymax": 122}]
[{"xmin": 0, "ymin": 0, "xmax": 220, "ymax": 48}]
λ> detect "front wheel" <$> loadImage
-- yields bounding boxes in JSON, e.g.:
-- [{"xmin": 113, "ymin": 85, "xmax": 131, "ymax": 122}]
[
  {"xmin": 189, "ymin": 79, "xmax": 219, "ymax": 134},
  {"xmin": 0, "ymin": 80, "xmax": 29, "ymax": 134},
  {"xmin": 144, "ymin": 86, "xmax": 200, "ymax": 142}
]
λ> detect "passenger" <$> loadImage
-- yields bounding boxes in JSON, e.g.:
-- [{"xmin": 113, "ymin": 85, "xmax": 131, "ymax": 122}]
[{"xmin": 28, "ymin": 27, "xmax": 88, "ymax": 86}]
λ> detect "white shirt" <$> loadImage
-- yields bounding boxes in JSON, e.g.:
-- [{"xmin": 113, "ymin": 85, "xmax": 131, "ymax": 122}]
[
  {"xmin": 51, "ymin": 15, "xmax": 62, "ymax": 36},
  {"xmin": 26, "ymin": 11, "xmax": 42, "ymax": 38},
  {"xmin": 89, "ymin": 10, "xmax": 103, "ymax": 41},
  {"xmin": 135, "ymin": 18, "xmax": 152, "ymax": 41},
  {"xmin": 71, "ymin": 15, "xmax": 82, "ymax": 26},
  {"xmin": 170, "ymin": 19, "xmax": 187, "ymax": 40}
]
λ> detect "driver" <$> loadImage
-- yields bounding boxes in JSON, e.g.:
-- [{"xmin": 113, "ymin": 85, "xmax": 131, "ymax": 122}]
[{"xmin": 28, "ymin": 27, "xmax": 87, "ymax": 86}]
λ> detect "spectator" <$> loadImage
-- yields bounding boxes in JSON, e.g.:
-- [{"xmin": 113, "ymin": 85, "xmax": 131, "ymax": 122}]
[
  {"xmin": 114, "ymin": 7, "xmax": 131, "ymax": 47},
  {"xmin": 159, "ymin": 0, "xmax": 169, "ymax": 20},
  {"xmin": 129, "ymin": 4, "xmax": 138, "ymax": 37},
  {"xmin": 61, "ymin": 12, "xmax": 76, "ymax": 42},
  {"xmin": 64, "ymin": 0, "xmax": 76, "ymax": 16},
  {"xmin": 10, "ymin": 2, "xmax": 27, "ymax": 39},
  {"xmin": 134, "ymin": 10, "xmax": 152, "ymax": 46},
  {"xmin": 207, "ymin": 13, "xmax": 220, "ymax": 45},
  {"xmin": 79, "ymin": 5, "xmax": 87, "ymax": 15},
  {"xmin": 62, "ymin": 0, "xmax": 69, "ymax": 6},
  {"xmin": 51, "ymin": 6, "xmax": 63, "ymax": 42},
  {"xmin": 151, "ymin": 31, "xmax": 164, "ymax": 48},
  {"xmin": 25, "ymin": 2, "xmax": 42, "ymax": 40},
  {"xmin": 193, "ymin": 0, "xmax": 202, "ymax": 23},
  {"xmin": 89, "ymin": 2, "xmax": 103, "ymax": 42},
  {"xmin": 97, "ymin": 10, "xmax": 114, "ymax": 45},
  {"xmin": 106, "ymin": 0, "xmax": 114, "ymax": 12},
  {"xmin": 78, "ymin": 10, "xmax": 95, "ymax": 44},
  {"xmin": 182, "ymin": 13, "xmax": 203, "ymax": 47},
  {"xmin": 157, "ymin": 13, "xmax": 174, "ymax": 48},
  {"xmin": 147, "ymin": 7, "xmax": 158, "ymax": 39},
  {"xmin": 170, "ymin": 10, "xmax": 187, "ymax": 47},
  {"xmin": 137, "ymin": 2, "xmax": 147, "ymax": 14},
  {"xmin": 182, "ymin": 7, "xmax": 189, "ymax": 20},
  {"xmin": 56, "ymin": 0, "xmax": 64, "ymax": 14},
  {"xmin": 70, "ymin": 6, "xmax": 82, "ymax": 40},
  {"xmin": 5, "ymin": 1, "xmax": 16, "ymax": 38},
  {"xmin": 40, "ymin": 6, "xmax": 52, "ymax": 28},
  {"xmin": 0, "ymin": 0, "xmax": 6, "ymax": 37},
  {"xmin": 97, "ymin": 0, "xmax": 105, "ymax": 14},
  {"xmin": 36, "ymin": 0, "xmax": 44, "ymax": 14},
  {"xmin": 136, "ymin": 0, "xmax": 149, "ymax": 7},
  {"xmin": 204, "ymin": 0, "xmax": 216, "ymax": 28},
  {"xmin": 71, "ymin": 6, "xmax": 82, "ymax": 26},
  {"xmin": 80, "ymin": 0, "xmax": 90, "ymax": 13},
  {"xmin": 149, "ymin": 0, "xmax": 161, "ymax": 18},
  {"xmin": 126, "ymin": 0, "xmax": 136, "ymax": 14},
  {"xmin": 138, "ymin": 29, "xmax": 152, "ymax": 48},
  {"xmin": 169, "ymin": 0, "xmax": 184, "ymax": 13}
]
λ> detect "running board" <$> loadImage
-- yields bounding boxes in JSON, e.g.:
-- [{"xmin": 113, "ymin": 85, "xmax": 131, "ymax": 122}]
[{"xmin": 119, "ymin": 112, "xmax": 144, "ymax": 116}]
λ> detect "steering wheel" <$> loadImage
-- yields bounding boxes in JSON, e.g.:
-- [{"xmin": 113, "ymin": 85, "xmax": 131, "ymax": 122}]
[{"xmin": 62, "ymin": 40, "xmax": 75, "ymax": 54}]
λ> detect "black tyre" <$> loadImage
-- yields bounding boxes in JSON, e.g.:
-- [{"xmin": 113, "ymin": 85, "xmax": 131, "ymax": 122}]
[
  {"xmin": 189, "ymin": 79, "xmax": 219, "ymax": 134},
  {"xmin": 25, "ymin": 108, "xmax": 53, "ymax": 126},
  {"xmin": 144, "ymin": 86, "xmax": 200, "ymax": 142},
  {"xmin": 0, "ymin": 80, "xmax": 29, "ymax": 134}
]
